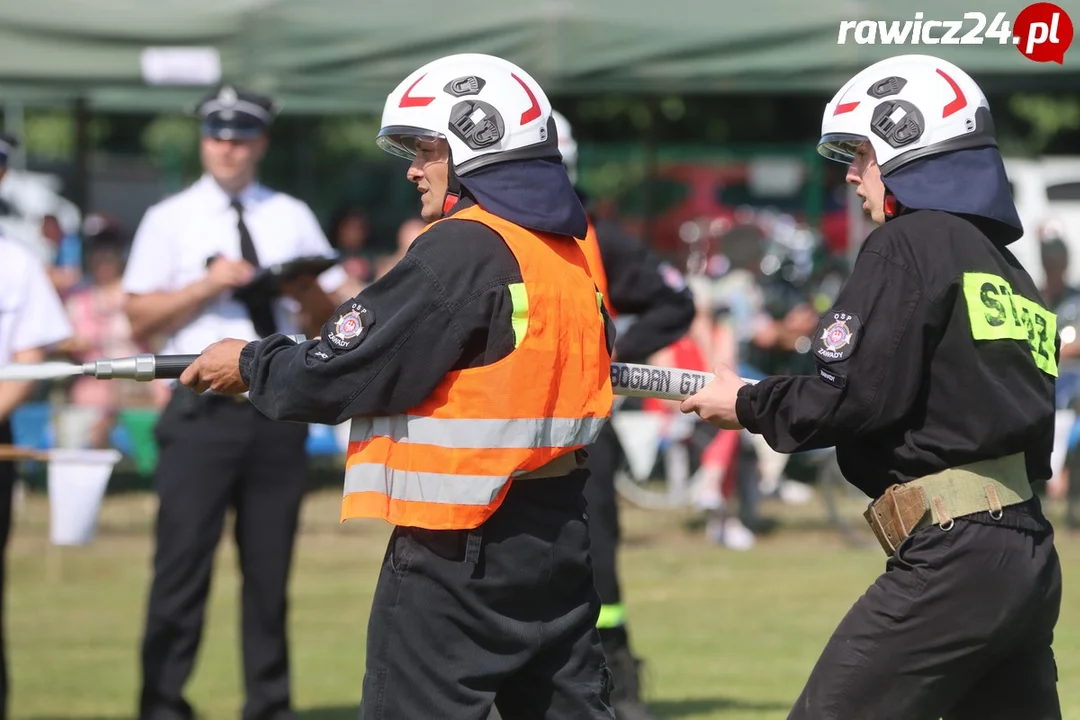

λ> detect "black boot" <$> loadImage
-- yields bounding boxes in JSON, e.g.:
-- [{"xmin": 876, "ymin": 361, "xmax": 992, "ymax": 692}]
[{"xmin": 601, "ymin": 629, "xmax": 660, "ymax": 720}]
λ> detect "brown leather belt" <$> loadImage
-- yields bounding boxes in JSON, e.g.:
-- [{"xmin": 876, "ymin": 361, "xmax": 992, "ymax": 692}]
[{"xmin": 864, "ymin": 453, "xmax": 1033, "ymax": 556}]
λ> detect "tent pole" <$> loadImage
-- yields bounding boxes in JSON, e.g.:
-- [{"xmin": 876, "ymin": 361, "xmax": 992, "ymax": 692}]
[
  {"xmin": 3, "ymin": 102, "xmax": 26, "ymax": 170},
  {"xmin": 71, "ymin": 96, "xmax": 90, "ymax": 219}
]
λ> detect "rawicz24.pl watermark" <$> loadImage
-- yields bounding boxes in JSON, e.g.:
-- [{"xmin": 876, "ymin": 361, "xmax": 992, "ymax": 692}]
[{"xmin": 837, "ymin": 3, "xmax": 1074, "ymax": 63}]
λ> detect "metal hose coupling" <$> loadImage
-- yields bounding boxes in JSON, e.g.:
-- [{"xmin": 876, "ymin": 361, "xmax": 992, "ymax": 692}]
[{"xmin": 85, "ymin": 354, "xmax": 159, "ymax": 382}]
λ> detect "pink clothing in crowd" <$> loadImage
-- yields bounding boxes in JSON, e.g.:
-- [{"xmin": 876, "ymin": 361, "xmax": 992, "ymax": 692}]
[{"xmin": 64, "ymin": 284, "xmax": 148, "ymax": 409}]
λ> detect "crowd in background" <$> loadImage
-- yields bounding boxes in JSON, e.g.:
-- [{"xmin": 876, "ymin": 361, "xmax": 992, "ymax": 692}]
[
  {"xmin": 9, "ymin": 185, "xmax": 1080, "ymax": 549},
  {"xmin": 622, "ymin": 209, "xmax": 853, "ymax": 550}
]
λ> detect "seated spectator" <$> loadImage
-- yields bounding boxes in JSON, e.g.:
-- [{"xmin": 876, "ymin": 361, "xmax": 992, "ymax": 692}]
[
  {"xmin": 61, "ymin": 218, "xmax": 159, "ymax": 447},
  {"xmin": 41, "ymin": 213, "xmax": 82, "ymax": 298},
  {"xmin": 647, "ymin": 276, "xmax": 758, "ymax": 550}
]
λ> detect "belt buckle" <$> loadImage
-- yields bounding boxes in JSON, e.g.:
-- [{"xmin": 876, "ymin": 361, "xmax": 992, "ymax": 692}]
[
  {"xmin": 864, "ymin": 494, "xmax": 899, "ymax": 556},
  {"xmin": 864, "ymin": 483, "xmax": 927, "ymax": 557}
]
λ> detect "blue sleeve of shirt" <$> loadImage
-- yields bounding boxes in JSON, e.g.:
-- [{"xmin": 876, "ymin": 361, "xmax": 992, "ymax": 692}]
[{"xmin": 56, "ymin": 235, "xmax": 82, "ymax": 268}]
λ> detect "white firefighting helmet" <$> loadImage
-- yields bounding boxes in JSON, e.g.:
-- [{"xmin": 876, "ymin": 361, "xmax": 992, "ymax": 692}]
[
  {"xmin": 818, "ymin": 54, "xmax": 997, "ymax": 176},
  {"xmin": 376, "ymin": 53, "xmax": 559, "ymax": 176},
  {"xmin": 551, "ymin": 109, "xmax": 578, "ymax": 184}
]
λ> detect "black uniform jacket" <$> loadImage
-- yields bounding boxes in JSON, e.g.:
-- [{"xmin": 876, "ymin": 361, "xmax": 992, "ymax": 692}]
[
  {"xmin": 736, "ymin": 210, "xmax": 1058, "ymax": 501},
  {"xmin": 591, "ymin": 217, "xmax": 695, "ymax": 363},
  {"xmin": 239, "ymin": 197, "xmax": 615, "ymax": 425}
]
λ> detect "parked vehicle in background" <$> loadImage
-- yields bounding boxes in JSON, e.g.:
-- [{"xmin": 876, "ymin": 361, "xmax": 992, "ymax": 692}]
[
  {"xmin": 594, "ymin": 158, "xmax": 850, "ymax": 265},
  {"xmin": 1005, "ymin": 155, "xmax": 1080, "ymax": 288}
]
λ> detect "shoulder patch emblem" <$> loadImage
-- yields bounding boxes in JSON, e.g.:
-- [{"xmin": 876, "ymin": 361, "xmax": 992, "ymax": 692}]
[
  {"xmin": 326, "ymin": 302, "xmax": 375, "ymax": 351},
  {"xmin": 813, "ymin": 311, "xmax": 861, "ymax": 364}
]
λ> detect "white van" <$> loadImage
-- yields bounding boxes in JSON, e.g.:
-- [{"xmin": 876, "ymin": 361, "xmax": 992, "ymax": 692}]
[{"xmin": 1004, "ymin": 155, "xmax": 1080, "ymax": 289}]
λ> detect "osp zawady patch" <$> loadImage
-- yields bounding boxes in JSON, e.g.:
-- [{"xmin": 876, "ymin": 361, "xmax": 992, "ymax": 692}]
[
  {"xmin": 325, "ymin": 302, "xmax": 375, "ymax": 352},
  {"xmin": 813, "ymin": 311, "xmax": 861, "ymax": 364}
]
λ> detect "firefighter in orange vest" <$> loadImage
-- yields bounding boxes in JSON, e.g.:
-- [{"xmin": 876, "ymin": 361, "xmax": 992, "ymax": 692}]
[
  {"xmin": 179, "ymin": 54, "xmax": 618, "ymax": 719},
  {"xmin": 551, "ymin": 110, "xmax": 696, "ymax": 720}
]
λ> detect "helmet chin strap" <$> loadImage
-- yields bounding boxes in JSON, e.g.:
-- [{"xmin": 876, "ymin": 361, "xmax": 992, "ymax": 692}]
[{"xmin": 442, "ymin": 162, "xmax": 462, "ymax": 217}]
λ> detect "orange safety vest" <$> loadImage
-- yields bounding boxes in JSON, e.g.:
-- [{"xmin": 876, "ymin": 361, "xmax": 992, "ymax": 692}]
[
  {"xmin": 340, "ymin": 204, "xmax": 614, "ymax": 530},
  {"xmin": 579, "ymin": 217, "xmax": 616, "ymax": 319}
]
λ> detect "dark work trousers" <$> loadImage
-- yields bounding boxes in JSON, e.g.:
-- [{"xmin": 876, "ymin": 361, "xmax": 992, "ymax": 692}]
[
  {"xmin": 0, "ymin": 421, "xmax": 12, "ymax": 720},
  {"xmin": 788, "ymin": 497, "xmax": 1063, "ymax": 720},
  {"xmin": 139, "ymin": 389, "xmax": 309, "ymax": 720},
  {"xmin": 360, "ymin": 471, "xmax": 616, "ymax": 720},
  {"xmin": 583, "ymin": 422, "xmax": 622, "ymax": 610}
]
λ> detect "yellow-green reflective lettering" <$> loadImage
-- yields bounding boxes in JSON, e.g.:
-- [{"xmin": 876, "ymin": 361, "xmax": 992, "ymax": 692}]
[{"xmin": 962, "ymin": 272, "xmax": 1057, "ymax": 377}]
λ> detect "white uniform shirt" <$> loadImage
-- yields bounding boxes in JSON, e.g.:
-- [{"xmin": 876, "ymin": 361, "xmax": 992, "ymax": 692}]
[
  {"xmin": 122, "ymin": 174, "xmax": 347, "ymax": 355},
  {"xmin": 0, "ymin": 237, "xmax": 73, "ymax": 365}
]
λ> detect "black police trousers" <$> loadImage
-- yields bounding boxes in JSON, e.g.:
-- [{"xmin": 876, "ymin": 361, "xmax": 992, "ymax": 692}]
[
  {"xmin": 139, "ymin": 391, "xmax": 308, "ymax": 720},
  {"xmin": 789, "ymin": 497, "xmax": 1062, "ymax": 720},
  {"xmin": 359, "ymin": 471, "xmax": 616, "ymax": 720}
]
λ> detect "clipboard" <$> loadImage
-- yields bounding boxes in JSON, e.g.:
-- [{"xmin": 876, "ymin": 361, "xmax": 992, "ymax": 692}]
[{"xmin": 231, "ymin": 253, "xmax": 342, "ymax": 304}]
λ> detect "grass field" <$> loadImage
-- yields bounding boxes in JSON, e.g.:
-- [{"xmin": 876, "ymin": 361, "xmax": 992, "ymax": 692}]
[{"xmin": 6, "ymin": 485, "xmax": 1079, "ymax": 720}]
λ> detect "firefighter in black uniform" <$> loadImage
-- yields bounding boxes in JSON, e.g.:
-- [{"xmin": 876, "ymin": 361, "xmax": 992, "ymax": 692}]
[
  {"xmin": 681, "ymin": 54, "xmax": 1063, "ymax": 720},
  {"xmin": 178, "ymin": 53, "xmax": 619, "ymax": 720},
  {"xmin": 551, "ymin": 110, "xmax": 696, "ymax": 720}
]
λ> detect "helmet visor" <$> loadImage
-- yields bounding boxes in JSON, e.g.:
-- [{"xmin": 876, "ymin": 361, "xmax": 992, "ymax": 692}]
[
  {"xmin": 375, "ymin": 126, "xmax": 447, "ymax": 161},
  {"xmin": 817, "ymin": 133, "xmax": 867, "ymax": 164}
]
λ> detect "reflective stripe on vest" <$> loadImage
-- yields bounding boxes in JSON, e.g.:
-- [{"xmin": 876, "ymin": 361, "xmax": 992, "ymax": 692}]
[
  {"xmin": 341, "ymin": 204, "xmax": 614, "ymax": 531},
  {"xmin": 348, "ymin": 415, "xmax": 609, "ymax": 449},
  {"xmin": 581, "ymin": 218, "xmax": 615, "ymax": 318}
]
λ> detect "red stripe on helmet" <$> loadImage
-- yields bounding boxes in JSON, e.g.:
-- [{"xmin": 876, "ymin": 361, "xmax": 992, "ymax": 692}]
[
  {"xmin": 399, "ymin": 74, "xmax": 435, "ymax": 108},
  {"xmin": 511, "ymin": 73, "xmax": 541, "ymax": 125},
  {"xmin": 937, "ymin": 69, "xmax": 968, "ymax": 118}
]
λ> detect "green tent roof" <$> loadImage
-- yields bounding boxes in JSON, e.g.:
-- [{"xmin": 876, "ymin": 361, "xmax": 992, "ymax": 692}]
[{"xmin": 0, "ymin": 0, "xmax": 1075, "ymax": 112}]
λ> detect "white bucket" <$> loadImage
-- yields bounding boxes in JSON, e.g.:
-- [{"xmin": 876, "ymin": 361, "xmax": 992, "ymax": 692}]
[
  {"xmin": 46, "ymin": 448, "xmax": 121, "ymax": 546},
  {"xmin": 610, "ymin": 411, "xmax": 666, "ymax": 481}
]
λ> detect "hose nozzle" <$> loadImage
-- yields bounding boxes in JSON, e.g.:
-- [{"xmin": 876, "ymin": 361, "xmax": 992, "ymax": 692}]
[{"xmin": 86, "ymin": 354, "xmax": 158, "ymax": 381}]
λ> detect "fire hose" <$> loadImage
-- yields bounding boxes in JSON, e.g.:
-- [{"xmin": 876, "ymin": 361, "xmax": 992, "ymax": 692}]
[
  {"xmin": 0, "ymin": 352, "xmax": 733, "ymax": 401},
  {"xmin": 0, "ymin": 355, "xmax": 756, "ymax": 404},
  {"xmin": 0, "ymin": 336, "xmax": 757, "ymax": 401}
]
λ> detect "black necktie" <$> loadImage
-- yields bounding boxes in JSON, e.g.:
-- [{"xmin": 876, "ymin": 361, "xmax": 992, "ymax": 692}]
[{"xmin": 231, "ymin": 198, "xmax": 277, "ymax": 338}]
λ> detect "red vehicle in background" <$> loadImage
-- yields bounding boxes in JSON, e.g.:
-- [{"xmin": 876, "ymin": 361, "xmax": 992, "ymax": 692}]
[{"xmin": 592, "ymin": 160, "xmax": 850, "ymax": 265}]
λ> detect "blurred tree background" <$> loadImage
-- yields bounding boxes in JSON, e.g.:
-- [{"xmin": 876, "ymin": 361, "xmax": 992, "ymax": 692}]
[{"xmin": 12, "ymin": 91, "xmax": 1080, "ymax": 255}]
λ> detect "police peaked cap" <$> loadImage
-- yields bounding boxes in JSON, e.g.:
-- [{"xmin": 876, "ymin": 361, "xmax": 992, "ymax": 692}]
[{"xmin": 194, "ymin": 83, "xmax": 280, "ymax": 140}]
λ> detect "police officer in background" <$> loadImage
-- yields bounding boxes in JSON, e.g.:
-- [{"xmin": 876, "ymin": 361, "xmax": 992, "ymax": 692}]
[
  {"xmin": 177, "ymin": 53, "xmax": 618, "ymax": 719},
  {"xmin": 551, "ymin": 110, "xmax": 695, "ymax": 720},
  {"xmin": 123, "ymin": 85, "xmax": 349, "ymax": 720},
  {"xmin": 682, "ymin": 54, "xmax": 1062, "ymax": 719},
  {"xmin": 0, "ymin": 132, "xmax": 73, "ymax": 720}
]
